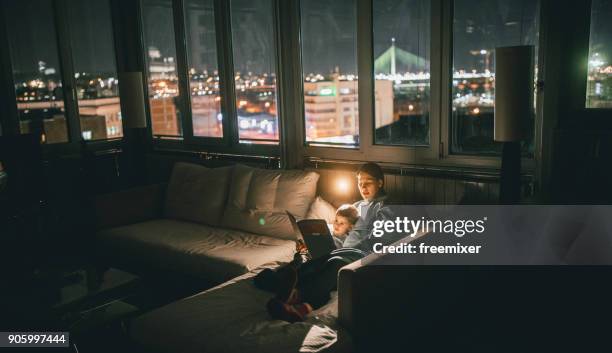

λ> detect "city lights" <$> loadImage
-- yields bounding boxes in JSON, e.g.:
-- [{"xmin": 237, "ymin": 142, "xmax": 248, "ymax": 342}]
[{"xmin": 11, "ymin": 0, "xmax": 611, "ymax": 147}]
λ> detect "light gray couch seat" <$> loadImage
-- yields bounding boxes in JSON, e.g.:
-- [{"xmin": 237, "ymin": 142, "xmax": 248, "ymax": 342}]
[
  {"xmin": 97, "ymin": 219, "xmax": 296, "ymax": 284},
  {"xmin": 129, "ymin": 264, "xmax": 352, "ymax": 353},
  {"xmin": 94, "ymin": 162, "xmax": 321, "ymax": 285}
]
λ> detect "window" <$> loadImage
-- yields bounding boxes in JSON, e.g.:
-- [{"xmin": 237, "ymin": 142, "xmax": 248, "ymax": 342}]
[
  {"xmin": 68, "ymin": 0, "xmax": 123, "ymax": 141},
  {"xmin": 142, "ymin": 0, "xmax": 182, "ymax": 137},
  {"xmin": 373, "ymin": 0, "xmax": 431, "ymax": 146},
  {"xmin": 300, "ymin": 0, "xmax": 359, "ymax": 146},
  {"xmin": 185, "ymin": 0, "xmax": 222, "ymax": 138},
  {"xmin": 3, "ymin": 0, "xmax": 69, "ymax": 144},
  {"xmin": 131, "ymin": 0, "xmax": 550, "ymax": 163},
  {"xmin": 231, "ymin": 0, "xmax": 279, "ymax": 144},
  {"xmin": 586, "ymin": 0, "xmax": 612, "ymax": 109},
  {"xmin": 451, "ymin": 0, "xmax": 539, "ymax": 156}
]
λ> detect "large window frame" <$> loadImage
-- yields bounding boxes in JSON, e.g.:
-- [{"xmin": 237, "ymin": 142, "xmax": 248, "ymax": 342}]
[
  {"xmin": 440, "ymin": 0, "xmax": 542, "ymax": 170},
  {"xmin": 141, "ymin": 0, "xmax": 281, "ymax": 157},
  {"xmin": 0, "ymin": 0, "xmax": 126, "ymax": 155},
  {"xmin": 294, "ymin": 0, "xmax": 542, "ymax": 170},
  {"xmin": 5, "ymin": 0, "xmax": 605, "ymax": 178},
  {"xmin": 294, "ymin": 0, "xmax": 440, "ymax": 165}
]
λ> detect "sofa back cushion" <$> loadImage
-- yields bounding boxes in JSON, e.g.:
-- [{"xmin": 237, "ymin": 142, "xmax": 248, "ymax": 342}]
[
  {"xmin": 306, "ymin": 196, "xmax": 337, "ymax": 224},
  {"xmin": 164, "ymin": 162, "xmax": 232, "ymax": 226},
  {"xmin": 222, "ymin": 164, "xmax": 319, "ymax": 240}
]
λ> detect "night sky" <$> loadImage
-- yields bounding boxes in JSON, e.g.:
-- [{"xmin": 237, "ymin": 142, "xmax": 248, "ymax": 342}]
[
  {"xmin": 453, "ymin": 0, "xmax": 540, "ymax": 70},
  {"xmin": 589, "ymin": 0, "xmax": 612, "ymax": 60},
  {"xmin": 5, "ymin": 0, "xmax": 117, "ymax": 76},
  {"xmin": 4, "ymin": 0, "xmax": 62, "ymax": 75},
  {"xmin": 3, "ymin": 0, "xmax": 612, "ymax": 77},
  {"xmin": 300, "ymin": 0, "xmax": 361, "ymax": 75}
]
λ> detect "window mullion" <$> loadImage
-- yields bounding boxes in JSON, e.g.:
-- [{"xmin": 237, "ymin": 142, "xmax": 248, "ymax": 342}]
[
  {"xmin": 53, "ymin": 0, "xmax": 82, "ymax": 144},
  {"xmin": 356, "ymin": 0, "xmax": 373, "ymax": 156},
  {"xmin": 213, "ymin": 0, "xmax": 238, "ymax": 147},
  {"xmin": 275, "ymin": 0, "xmax": 303, "ymax": 168},
  {"xmin": 136, "ymin": 0, "xmax": 155, "ymax": 143},
  {"xmin": 172, "ymin": 0, "xmax": 194, "ymax": 142},
  {"xmin": 363, "ymin": 0, "xmax": 447, "ymax": 164},
  {"xmin": 0, "ymin": 3, "xmax": 19, "ymax": 136},
  {"xmin": 437, "ymin": 0, "xmax": 452, "ymax": 160}
]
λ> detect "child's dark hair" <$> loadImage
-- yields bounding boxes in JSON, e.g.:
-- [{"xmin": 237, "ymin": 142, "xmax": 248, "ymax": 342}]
[
  {"xmin": 357, "ymin": 162, "xmax": 385, "ymax": 192},
  {"xmin": 336, "ymin": 204, "xmax": 359, "ymax": 225},
  {"xmin": 357, "ymin": 162, "xmax": 384, "ymax": 180}
]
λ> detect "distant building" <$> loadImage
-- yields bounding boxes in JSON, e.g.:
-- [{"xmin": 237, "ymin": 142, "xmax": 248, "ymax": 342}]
[
  {"xmin": 17, "ymin": 97, "xmax": 123, "ymax": 142},
  {"xmin": 77, "ymin": 97, "xmax": 123, "ymax": 139},
  {"xmin": 303, "ymin": 75, "xmax": 393, "ymax": 142},
  {"xmin": 148, "ymin": 46, "xmax": 177, "ymax": 80},
  {"xmin": 191, "ymin": 95, "xmax": 222, "ymax": 137},
  {"xmin": 20, "ymin": 114, "xmax": 69, "ymax": 144},
  {"xmin": 586, "ymin": 67, "xmax": 612, "ymax": 108},
  {"xmin": 149, "ymin": 97, "xmax": 180, "ymax": 136}
]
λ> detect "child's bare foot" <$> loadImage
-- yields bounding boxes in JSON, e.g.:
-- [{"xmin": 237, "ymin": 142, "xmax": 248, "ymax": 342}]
[{"xmin": 266, "ymin": 298, "xmax": 313, "ymax": 323}]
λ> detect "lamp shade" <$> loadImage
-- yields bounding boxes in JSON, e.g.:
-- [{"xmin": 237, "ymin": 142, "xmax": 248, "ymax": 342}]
[
  {"xmin": 118, "ymin": 71, "xmax": 147, "ymax": 128},
  {"xmin": 494, "ymin": 45, "xmax": 534, "ymax": 142}
]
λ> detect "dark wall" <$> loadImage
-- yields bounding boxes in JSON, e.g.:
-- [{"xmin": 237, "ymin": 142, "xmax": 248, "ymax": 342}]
[
  {"xmin": 540, "ymin": 0, "xmax": 612, "ymax": 204},
  {"xmin": 142, "ymin": 152, "xmax": 513, "ymax": 206},
  {"xmin": 551, "ymin": 130, "xmax": 612, "ymax": 203}
]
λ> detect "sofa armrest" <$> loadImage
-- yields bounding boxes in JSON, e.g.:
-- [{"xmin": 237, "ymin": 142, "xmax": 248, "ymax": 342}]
[
  {"xmin": 337, "ymin": 233, "xmax": 428, "ymax": 337},
  {"xmin": 93, "ymin": 183, "xmax": 166, "ymax": 230},
  {"xmin": 338, "ymin": 250, "xmax": 383, "ymax": 333},
  {"xmin": 338, "ymin": 263, "xmax": 358, "ymax": 333}
]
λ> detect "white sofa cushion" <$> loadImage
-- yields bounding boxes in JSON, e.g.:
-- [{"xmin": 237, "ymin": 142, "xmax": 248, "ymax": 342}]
[
  {"xmin": 96, "ymin": 219, "xmax": 295, "ymax": 284},
  {"xmin": 164, "ymin": 162, "xmax": 232, "ymax": 227},
  {"xmin": 306, "ymin": 196, "xmax": 337, "ymax": 224},
  {"xmin": 222, "ymin": 165, "xmax": 319, "ymax": 240}
]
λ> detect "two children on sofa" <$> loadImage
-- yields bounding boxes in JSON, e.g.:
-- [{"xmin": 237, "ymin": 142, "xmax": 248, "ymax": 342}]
[{"xmin": 256, "ymin": 162, "xmax": 394, "ymax": 322}]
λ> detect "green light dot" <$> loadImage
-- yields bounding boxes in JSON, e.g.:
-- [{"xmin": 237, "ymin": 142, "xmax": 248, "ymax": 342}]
[{"xmin": 259, "ymin": 218, "xmax": 265, "ymax": 226}]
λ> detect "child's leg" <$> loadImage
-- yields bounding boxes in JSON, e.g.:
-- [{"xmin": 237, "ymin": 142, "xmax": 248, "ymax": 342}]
[
  {"xmin": 297, "ymin": 256, "xmax": 351, "ymax": 309},
  {"xmin": 254, "ymin": 262, "xmax": 297, "ymax": 293}
]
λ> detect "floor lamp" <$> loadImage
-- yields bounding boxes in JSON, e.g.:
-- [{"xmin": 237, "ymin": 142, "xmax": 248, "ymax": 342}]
[
  {"xmin": 118, "ymin": 72, "xmax": 147, "ymax": 130},
  {"xmin": 494, "ymin": 46, "xmax": 534, "ymax": 204},
  {"xmin": 118, "ymin": 72, "xmax": 148, "ymax": 184}
]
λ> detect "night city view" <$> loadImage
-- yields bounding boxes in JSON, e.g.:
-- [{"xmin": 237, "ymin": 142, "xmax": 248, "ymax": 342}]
[
  {"xmin": 4, "ymin": 0, "xmax": 612, "ymax": 148},
  {"xmin": 5, "ymin": 0, "xmax": 123, "ymax": 144},
  {"xmin": 586, "ymin": 0, "xmax": 612, "ymax": 109}
]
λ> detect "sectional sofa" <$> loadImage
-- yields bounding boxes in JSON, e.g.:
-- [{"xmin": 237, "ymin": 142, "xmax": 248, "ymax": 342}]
[
  {"xmin": 94, "ymin": 162, "xmax": 340, "ymax": 286},
  {"xmin": 94, "ymin": 163, "xmax": 612, "ymax": 352},
  {"xmin": 124, "ymin": 223, "xmax": 423, "ymax": 353},
  {"xmin": 93, "ymin": 161, "xmax": 357, "ymax": 352}
]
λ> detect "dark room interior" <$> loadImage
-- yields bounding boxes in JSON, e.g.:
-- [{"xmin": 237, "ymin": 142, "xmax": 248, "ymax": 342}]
[{"xmin": 1, "ymin": 0, "xmax": 612, "ymax": 352}]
